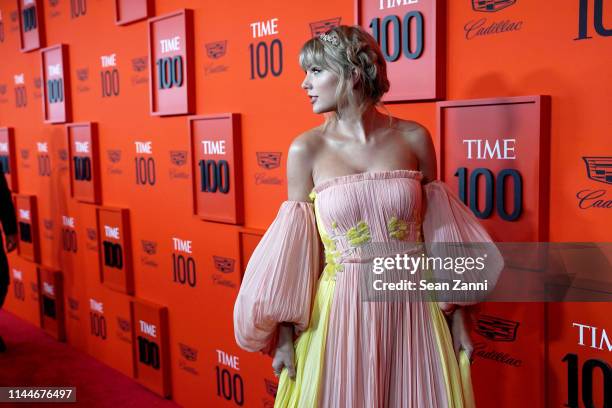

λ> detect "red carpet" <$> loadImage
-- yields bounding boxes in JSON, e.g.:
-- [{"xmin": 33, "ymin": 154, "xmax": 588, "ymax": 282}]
[{"xmin": 0, "ymin": 310, "xmax": 180, "ymax": 407}]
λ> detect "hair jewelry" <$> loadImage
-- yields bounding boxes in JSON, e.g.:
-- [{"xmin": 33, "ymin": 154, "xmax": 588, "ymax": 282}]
[{"xmin": 319, "ymin": 33, "xmax": 340, "ymax": 46}]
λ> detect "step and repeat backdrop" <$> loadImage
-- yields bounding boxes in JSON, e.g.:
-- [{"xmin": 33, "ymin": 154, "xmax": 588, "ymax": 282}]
[{"xmin": 0, "ymin": 0, "xmax": 610, "ymax": 407}]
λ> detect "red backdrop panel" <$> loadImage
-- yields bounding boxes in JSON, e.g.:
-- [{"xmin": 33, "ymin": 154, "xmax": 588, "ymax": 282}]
[
  {"xmin": 40, "ymin": 44, "xmax": 70, "ymax": 123},
  {"xmin": 547, "ymin": 302, "xmax": 612, "ymax": 408},
  {"xmin": 115, "ymin": 0, "xmax": 152, "ymax": 26},
  {"xmin": 96, "ymin": 207, "xmax": 133, "ymax": 294},
  {"xmin": 436, "ymin": 95, "xmax": 552, "ymax": 407},
  {"xmin": 355, "ymin": 0, "xmax": 444, "ymax": 101},
  {"xmin": 0, "ymin": 127, "xmax": 18, "ymax": 192},
  {"xmin": 17, "ymin": 0, "xmax": 44, "ymax": 52},
  {"xmin": 148, "ymin": 9, "xmax": 194, "ymax": 116},
  {"xmin": 131, "ymin": 298, "xmax": 171, "ymax": 397},
  {"xmin": 436, "ymin": 95, "xmax": 551, "ymax": 242},
  {"xmin": 67, "ymin": 122, "xmax": 101, "ymax": 204},
  {"xmin": 15, "ymin": 194, "xmax": 40, "ymax": 263},
  {"xmin": 37, "ymin": 267, "xmax": 66, "ymax": 341},
  {"xmin": 190, "ymin": 113, "xmax": 243, "ymax": 224}
]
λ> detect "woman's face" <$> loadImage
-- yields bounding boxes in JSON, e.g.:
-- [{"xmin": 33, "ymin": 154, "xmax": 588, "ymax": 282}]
[{"xmin": 301, "ymin": 66, "xmax": 339, "ymax": 114}]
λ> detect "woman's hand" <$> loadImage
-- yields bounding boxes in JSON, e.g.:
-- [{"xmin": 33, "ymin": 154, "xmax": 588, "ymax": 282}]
[
  {"xmin": 272, "ymin": 324, "xmax": 296, "ymax": 379},
  {"xmin": 450, "ymin": 308, "xmax": 474, "ymax": 363},
  {"xmin": 438, "ymin": 302, "xmax": 458, "ymax": 317}
]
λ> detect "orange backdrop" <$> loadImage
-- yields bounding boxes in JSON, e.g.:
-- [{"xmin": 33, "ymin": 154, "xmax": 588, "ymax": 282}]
[{"xmin": 0, "ymin": 0, "xmax": 610, "ymax": 407}]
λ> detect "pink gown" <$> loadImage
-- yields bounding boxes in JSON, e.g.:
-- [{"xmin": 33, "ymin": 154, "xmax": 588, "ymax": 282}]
[{"xmin": 234, "ymin": 170, "xmax": 502, "ymax": 407}]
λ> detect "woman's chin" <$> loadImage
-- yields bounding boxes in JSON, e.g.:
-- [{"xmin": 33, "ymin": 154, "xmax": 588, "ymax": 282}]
[{"xmin": 313, "ymin": 105, "xmax": 334, "ymax": 115}]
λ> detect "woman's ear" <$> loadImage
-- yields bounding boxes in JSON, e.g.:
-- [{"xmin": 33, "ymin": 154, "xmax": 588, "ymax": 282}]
[{"xmin": 351, "ymin": 68, "xmax": 360, "ymax": 87}]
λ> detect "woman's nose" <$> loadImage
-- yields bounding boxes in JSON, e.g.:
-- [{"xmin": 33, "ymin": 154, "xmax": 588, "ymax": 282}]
[{"xmin": 301, "ymin": 76, "xmax": 311, "ymax": 90}]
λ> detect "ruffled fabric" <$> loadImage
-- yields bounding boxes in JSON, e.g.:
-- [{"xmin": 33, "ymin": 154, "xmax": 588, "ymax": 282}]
[
  {"xmin": 233, "ymin": 201, "xmax": 321, "ymax": 354},
  {"xmin": 234, "ymin": 171, "xmax": 499, "ymax": 407},
  {"xmin": 422, "ymin": 181, "xmax": 503, "ymax": 305}
]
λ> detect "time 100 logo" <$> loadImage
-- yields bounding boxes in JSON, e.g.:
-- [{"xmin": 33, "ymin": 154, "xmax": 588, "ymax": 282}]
[{"xmin": 249, "ymin": 19, "xmax": 283, "ymax": 79}]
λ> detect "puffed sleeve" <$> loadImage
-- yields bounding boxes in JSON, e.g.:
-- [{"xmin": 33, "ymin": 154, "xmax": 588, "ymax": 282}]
[
  {"xmin": 233, "ymin": 200, "xmax": 321, "ymax": 354},
  {"xmin": 422, "ymin": 181, "xmax": 503, "ymax": 305}
]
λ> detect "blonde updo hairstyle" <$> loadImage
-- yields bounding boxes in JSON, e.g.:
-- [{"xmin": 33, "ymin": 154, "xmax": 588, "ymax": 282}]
[{"xmin": 299, "ymin": 25, "xmax": 391, "ymax": 127}]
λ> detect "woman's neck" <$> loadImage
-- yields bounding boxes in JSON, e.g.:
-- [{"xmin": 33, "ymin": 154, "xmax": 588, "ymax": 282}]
[{"xmin": 332, "ymin": 104, "xmax": 383, "ymax": 144}]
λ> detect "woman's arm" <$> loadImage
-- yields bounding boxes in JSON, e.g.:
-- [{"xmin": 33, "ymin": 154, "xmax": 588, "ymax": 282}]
[
  {"xmin": 402, "ymin": 123, "xmax": 437, "ymax": 184},
  {"xmin": 272, "ymin": 131, "xmax": 318, "ymax": 379},
  {"xmin": 287, "ymin": 131, "xmax": 317, "ymax": 201}
]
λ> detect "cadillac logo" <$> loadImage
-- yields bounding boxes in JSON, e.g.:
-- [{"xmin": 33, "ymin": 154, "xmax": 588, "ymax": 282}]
[
  {"xmin": 58, "ymin": 149, "xmax": 68, "ymax": 161},
  {"xmin": 170, "ymin": 151, "xmax": 187, "ymax": 166},
  {"xmin": 583, "ymin": 157, "xmax": 612, "ymax": 185},
  {"xmin": 76, "ymin": 68, "xmax": 88, "ymax": 81},
  {"xmin": 205, "ymin": 41, "xmax": 227, "ymax": 59},
  {"xmin": 472, "ymin": 0, "xmax": 516, "ymax": 12},
  {"xmin": 20, "ymin": 149, "xmax": 29, "ymax": 159},
  {"xmin": 49, "ymin": 0, "xmax": 59, "ymax": 6},
  {"xmin": 43, "ymin": 219, "xmax": 53, "ymax": 230},
  {"xmin": 117, "ymin": 317, "xmax": 131, "ymax": 332},
  {"xmin": 0, "ymin": 84, "xmax": 6, "ymax": 95},
  {"xmin": 132, "ymin": 57, "xmax": 147, "ymax": 72},
  {"xmin": 213, "ymin": 256, "xmax": 235, "ymax": 273},
  {"xmin": 256, "ymin": 152, "xmax": 281, "ymax": 169},
  {"xmin": 179, "ymin": 343, "xmax": 198, "ymax": 361},
  {"xmin": 33, "ymin": 77, "xmax": 41, "ymax": 89},
  {"xmin": 309, "ymin": 17, "xmax": 342, "ymax": 37},
  {"xmin": 475, "ymin": 314, "xmax": 519, "ymax": 341},
  {"xmin": 68, "ymin": 297, "xmax": 79, "ymax": 310},
  {"xmin": 86, "ymin": 228, "xmax": 96, "ymax": 241},
  {"xmin": 107, "ymin": 149, "xmax": 122, "ymax": 163},
  {"xmin": 10, "ymin": 11, "xmax": 17, "ymax": 23},
  {"xmin": 141, "ymin": 240, "xmax": 157, "ymax": 255}
]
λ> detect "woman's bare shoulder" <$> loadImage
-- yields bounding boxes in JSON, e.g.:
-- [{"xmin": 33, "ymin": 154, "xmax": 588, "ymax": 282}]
[
  {"xmin": 390, "ymin": 117, "xmax": 430, "ymax": 141},
  {"xmin": 389, "ymin": 117, "xmax": 437, "ymax": 181},
  {"xmin": 286, "ymin": 126, "xmax": 324, "ymax": 201},
  {"xmin": 288, "ymin": 125, "xmax": 325, "ymax": 165}
]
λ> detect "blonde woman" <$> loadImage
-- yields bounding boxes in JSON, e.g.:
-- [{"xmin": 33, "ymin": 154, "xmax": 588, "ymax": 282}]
[{"xmin": 234, "ymin": 25, "xmax": 502, "ymax": 407}]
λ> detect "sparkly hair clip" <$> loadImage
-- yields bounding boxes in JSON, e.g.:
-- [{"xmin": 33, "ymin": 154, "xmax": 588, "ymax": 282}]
[{"xmin": 319, "ymin": 33, "xmax": 340, "ymax": 46}]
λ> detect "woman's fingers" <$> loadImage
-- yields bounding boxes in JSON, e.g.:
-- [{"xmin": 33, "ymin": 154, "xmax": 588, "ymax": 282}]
[
  {"xmin": 271, "ymin": 356, "xmax": 296, "ymax": 379},
  {"xmin": 272, "ymin": 340, "xmax": 297, "ymax": 379},
  {"xmin": 464, "ymin": 345, "xmax": 473, "ymax": 362},
  {"xmin": 454, "ymin": 336, "xmax": 462, "ymax": 359},
  {"xmin": 439, "ymin": 302, "xmax": 458, "ymax": 316},
  {"xmin": 462, "ymin": 338, "xmax": 474, "ymax": 362},
  {"xmin": 285, "ymin": 357, "xmax": 296, "ymax": 379},
  {"xmin": 272, "ymin": 358, "xmax": 283, "ymax": 377}
]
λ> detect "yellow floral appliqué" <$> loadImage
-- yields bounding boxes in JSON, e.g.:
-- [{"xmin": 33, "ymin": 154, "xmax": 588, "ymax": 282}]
[
  {"xmin": 387, "ymin": 216, "xmax": 409, "ymax": 241},
  {"xmin": 308, "ymin": 190, "xmax": 317, "ymax": 202},
  {"xmin": 320, "ymin": 230, "xmax": 344, "ymax": 277},
  {"xmin": 346, "ymin": 221, "xmax": 371, "ymax": 247}
]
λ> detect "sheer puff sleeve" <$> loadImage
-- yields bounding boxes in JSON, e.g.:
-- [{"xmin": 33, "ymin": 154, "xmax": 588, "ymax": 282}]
[
  {"xmin": 233, "ymin": 201, "xmax": 321, "ymax": 355},
  {"xmin": 422, "ymin": 181, "xmax": 503, "ymax": 305}
]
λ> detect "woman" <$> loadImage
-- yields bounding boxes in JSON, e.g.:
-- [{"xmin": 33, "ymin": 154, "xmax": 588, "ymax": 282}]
[{"xmin": 234, "ymin": 26, "xmax": 501, "ymax": 407}]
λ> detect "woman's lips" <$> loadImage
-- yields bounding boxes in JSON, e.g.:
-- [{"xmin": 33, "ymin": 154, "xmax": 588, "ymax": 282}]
[{"xmin": 310, "ymin": 96, "xmax": 318, "ymax": 104}]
